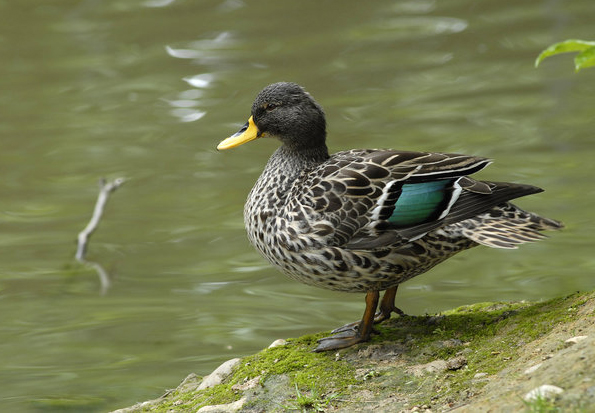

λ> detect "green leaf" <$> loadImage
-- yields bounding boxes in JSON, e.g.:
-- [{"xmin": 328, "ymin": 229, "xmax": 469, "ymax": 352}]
[
  {"xmin": 535, "ymin": 39, "xmax": 595, "ymax": 68},
  {"xmin": 575, "ymin": 46, "xmax": 595, "ymax": 72}
]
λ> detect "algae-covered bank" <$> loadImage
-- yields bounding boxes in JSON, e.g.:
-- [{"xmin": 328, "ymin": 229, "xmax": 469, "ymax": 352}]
[{"xmin": 113, "ymin": 291, "xmax": 595, "ymax": 412}]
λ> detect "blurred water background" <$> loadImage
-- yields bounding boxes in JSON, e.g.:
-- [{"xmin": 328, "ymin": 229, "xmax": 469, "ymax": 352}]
[{"xmin": 0, "ymin": 0, "xmax": 593, "ymax": 411}]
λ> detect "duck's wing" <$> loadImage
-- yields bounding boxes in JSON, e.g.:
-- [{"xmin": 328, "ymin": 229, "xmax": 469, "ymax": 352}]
[{"xmin": 295, "ymin": 149, "xmax": 541, "ymax": 249}]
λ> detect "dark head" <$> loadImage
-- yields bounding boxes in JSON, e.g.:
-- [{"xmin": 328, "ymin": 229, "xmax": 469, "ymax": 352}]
[{"xmin": 217, "ymin": 82, "xmax": 327, "ymax": 153}]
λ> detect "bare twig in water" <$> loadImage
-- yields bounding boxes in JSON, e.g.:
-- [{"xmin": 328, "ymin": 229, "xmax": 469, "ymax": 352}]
[
  {"xmin": 76, "ymin": 178, "xmax": 125, "ymax": 294},
  {"xmin": 76, "ymin": 177, "xmax": 125, "ymax": 261}
]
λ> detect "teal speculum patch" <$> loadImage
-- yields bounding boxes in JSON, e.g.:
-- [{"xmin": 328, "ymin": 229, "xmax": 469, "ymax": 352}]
[{"xmin": 389, "ymin": 180, "xmax": 452, "ymax": 226}]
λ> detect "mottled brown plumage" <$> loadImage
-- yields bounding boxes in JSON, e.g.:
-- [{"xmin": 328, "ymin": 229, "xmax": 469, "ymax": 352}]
[{"xmin": 217, "ymin": 82, "xmax": 562, "ymax": 351}]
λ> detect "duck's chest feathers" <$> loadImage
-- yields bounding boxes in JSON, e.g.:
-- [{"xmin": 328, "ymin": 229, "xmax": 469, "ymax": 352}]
[
  {"xmin": 244, "ymin": 170, "xmax": 295, "ymax": 245},
  {"xmin": 243, "ymin": 147, "xmax": 326, "ymax": 258}
]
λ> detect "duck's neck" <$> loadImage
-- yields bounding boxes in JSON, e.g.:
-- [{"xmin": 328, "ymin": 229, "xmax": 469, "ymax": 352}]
[
  {"xmin": 250, "ymin": 143, "xmax": 329, "ymax": 211},
  {"xmin": 266, "ymin": 144, "xmax": 330, "ymax": 179}
]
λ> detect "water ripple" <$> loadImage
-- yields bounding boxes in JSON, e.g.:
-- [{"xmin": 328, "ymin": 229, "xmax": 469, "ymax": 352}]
[{"xmin": 352, "ymin": 16, "xmax": 468, "ymax": 41}]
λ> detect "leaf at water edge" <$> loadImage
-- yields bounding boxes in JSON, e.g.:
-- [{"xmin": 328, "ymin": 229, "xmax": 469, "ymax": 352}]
[
  {"xmin": 535, "ymin": 39, "xmax": 595, "ymax": 68},
  {"xmin": 575, "ymin": 46, "xmax": 595, "ymax": 72}
]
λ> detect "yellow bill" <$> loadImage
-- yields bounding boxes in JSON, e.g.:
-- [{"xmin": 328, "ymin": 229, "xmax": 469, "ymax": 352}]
[{"xmin": 217, "ymin": 116, "xmax": 260, "ymax": 150}]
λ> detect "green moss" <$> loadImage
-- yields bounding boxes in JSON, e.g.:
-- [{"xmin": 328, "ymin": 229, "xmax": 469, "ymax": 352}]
[
  {"xmin": 147, "ymin": 383, "xmax": 238, "ymax": 412},
  {"xmin": 280, "ymin": 383, "xmax": 342, "ymax": 411},
  {"xmin": 523, "ymin": 394, "xmax": 562, "ymax": 413},
  {"xmin": 144, "ymin": 333, "xmax": 357, "ymax": 412},
  {"xmin": 369, "ymin": 292, "xmax": 589, "ymax": 408},
  {"xmin": 231, "ymin": 333, "xmax": 357, "ymax": 391}
]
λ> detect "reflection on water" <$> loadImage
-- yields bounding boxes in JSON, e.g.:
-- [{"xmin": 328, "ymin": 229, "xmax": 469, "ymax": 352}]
[
  {"xmin": 352, "ymin": 16, "xmax": 468, "ymax": 41},
  {"xmin": 0, "ymin": 0, "xmax": 594, "ymax": 411},
  {"xmin": 165, "ymin": 31, "xmax": 236, "ymax": 123}
]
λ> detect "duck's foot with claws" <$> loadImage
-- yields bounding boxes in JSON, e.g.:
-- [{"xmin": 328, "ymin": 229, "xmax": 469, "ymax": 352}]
[
  {"xmin": 314, "ymin": 291, "xmax": 378, "ymax": 352},
  {"xmin": 314, "ymin": 287, "xmax": 405, "ymax": 352},
  {"xmin": 314, "ymin": 286, "xmax": 405, "ymax": 352}
]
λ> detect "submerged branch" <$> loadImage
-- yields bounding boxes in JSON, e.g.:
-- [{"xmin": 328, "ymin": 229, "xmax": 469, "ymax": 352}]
[
  {"xmin": 76, "ymin": 177, "xmax": 125, "ymax": 261},
  {"xmin": 76, "ymin": 178, "xmax": 125, "ymax": 294}
]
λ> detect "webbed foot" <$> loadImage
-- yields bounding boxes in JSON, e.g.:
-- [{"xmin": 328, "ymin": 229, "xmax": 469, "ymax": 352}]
[
  {"xmin": 330, "ymin": 321, "xmax": 359, "ymax": 334},
  {"xmin": 313, "ymin": 291, "xmax": 379, "ymax": 352},
  {"xmin": 313, "ymin": 287, "xmax": 407, "ymax": 352},
  {"xmin": 314, "ymin": 329, "xmax": 367, "ymax": 352},
  {"xmin": 328, "ymin": 286, "xmax": 405, "ymax": 335}
]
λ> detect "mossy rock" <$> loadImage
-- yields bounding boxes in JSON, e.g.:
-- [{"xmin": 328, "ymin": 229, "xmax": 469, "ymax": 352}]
[{"xmin": 114, "ymin": 290, "xmax": 595, "ymax": 412}]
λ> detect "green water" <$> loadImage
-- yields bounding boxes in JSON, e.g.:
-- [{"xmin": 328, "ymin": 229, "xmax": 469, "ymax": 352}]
[{"xmin": 0, "ymin": 0, "xmax": 593, "ymax": 411}]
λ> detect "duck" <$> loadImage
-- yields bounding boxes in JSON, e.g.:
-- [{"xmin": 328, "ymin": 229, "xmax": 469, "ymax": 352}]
[{"xmin": 217, "ymin": 82, "xmax": 562, "ymax": 352}]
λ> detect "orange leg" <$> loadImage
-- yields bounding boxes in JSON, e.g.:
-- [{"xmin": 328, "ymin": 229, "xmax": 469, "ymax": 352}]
[
  {"xmin": 314, "ymin": 291, "xmax": 379, "ymax": 352},
  {"xmin": 375, "ymin": 285, "xmax": 405, "ymax": 323},
  {"xmin": 328, "ymin": 286, "xmax": 406, "ymax": 335}
]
